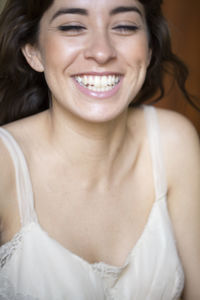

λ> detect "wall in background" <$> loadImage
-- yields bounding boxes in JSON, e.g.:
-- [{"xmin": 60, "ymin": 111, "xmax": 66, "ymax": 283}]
[{"xmin": 156, "ymin": 0, "xmax": 200, "ymax": 134}]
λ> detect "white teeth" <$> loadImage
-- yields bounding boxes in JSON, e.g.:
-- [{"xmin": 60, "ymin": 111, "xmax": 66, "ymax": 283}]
[
  {"xmin": 75, "ymin": 75, "xmax": 120, "ymax": 91},
  {"xmin": 83, "ymin": 75, "xmax": 88, "ymax": 85},
  {"xmin": 108, "ymin": 76, "xmax": 112, "ymax": 85},
  {"xmin": 102, "ymin": 76, "xmax": 107, "ymax": 86},
  {"xmin": 88, "ymin": 76, "xmax": 93, "ymax": 85},
  {"xmin": 77, "ymin": 76, "xmax": 82, "ymax": 83},
  {"xmin": 94, "ymin": 76, "xmax": 100, "ymax": 88}
]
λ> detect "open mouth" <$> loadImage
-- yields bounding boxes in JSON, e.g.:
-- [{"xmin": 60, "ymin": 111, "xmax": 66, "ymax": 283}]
[{"xmin": 74, "ymin": 75, "xmax": 121, "ymax": 92}]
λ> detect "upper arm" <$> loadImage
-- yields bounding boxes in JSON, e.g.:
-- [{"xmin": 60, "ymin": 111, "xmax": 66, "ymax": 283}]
[{"xmin": 158, "ymin": 109, "xmax": 200, "ymax": 300}]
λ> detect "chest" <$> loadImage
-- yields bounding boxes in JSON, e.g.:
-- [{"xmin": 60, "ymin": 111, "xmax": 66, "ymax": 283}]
[
  {"xmin": 32, "ymin": 175, "xmax": 155, "ymax": 266},
  {"xmin": 3, "ymin": 140, "xmax": 155, "ymax": 266}
]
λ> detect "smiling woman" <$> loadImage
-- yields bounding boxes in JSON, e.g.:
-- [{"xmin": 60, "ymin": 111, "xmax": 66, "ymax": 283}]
[{"xmin": 0, "ymin": 0, "xmax": 199, "ymax": 300}]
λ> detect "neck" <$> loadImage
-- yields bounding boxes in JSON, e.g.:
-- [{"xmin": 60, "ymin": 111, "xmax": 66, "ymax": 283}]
[{"xmin": 45, "ymin": 106, "xmax": 132, "ymax": 189}]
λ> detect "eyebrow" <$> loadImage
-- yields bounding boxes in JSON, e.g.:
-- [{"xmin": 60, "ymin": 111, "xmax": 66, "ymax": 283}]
[
  {"xmin": 110, "ymin": 6, "xmax": 142, "ymax": 17},
  {"xmin": 50, "ymin": 8, "xmax": 88, "ymax": 22},
  {"xmin": 50, "ymin": 6, "xmax": 143, "ymax": 23}
]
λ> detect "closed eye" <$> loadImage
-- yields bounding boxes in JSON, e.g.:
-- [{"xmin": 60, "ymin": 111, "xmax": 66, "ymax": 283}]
[
  {"xmin": 58, "ymin": 25, "xmax": 86, "ymax": 33},
  {"xmin": 58, "ymin": 24, "xmax": 139, "ymax": 35},
  {"xmin": 113, "ymin": 25, "xmax": 140, "ymax": 33}
]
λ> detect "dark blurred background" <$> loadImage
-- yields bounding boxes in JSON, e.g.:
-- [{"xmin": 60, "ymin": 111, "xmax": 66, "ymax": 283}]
[
  {"xmin": 0, "ymin": 0, "xmax": 199, "ymax": 133},
  {"xmin": 156, "ymin": 0, "xmax": 200, "ymax": 134}
]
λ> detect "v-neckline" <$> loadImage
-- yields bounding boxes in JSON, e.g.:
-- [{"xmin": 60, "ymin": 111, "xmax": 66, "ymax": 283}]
[
  {"xmin": 0, "ymin": 194, "xmax": 166, "ymax": 272},
  {"xmin": 35, "ymin": 196, "xmax": 163, "ymax": 269}
]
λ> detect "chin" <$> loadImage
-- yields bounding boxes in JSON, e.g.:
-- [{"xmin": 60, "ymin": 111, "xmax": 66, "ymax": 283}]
[{"xmin": 75, "ymin": 106, "xmax": 128, "ymax": 124}]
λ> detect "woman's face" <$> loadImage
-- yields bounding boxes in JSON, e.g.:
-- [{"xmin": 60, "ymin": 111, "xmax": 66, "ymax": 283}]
[{"xmin": 24, "ymin": 0, "xmax": 151, "ymax": 123}]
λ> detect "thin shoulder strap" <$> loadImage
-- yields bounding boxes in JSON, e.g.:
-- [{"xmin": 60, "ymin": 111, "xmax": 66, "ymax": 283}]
[
  {"xmin": 0, "ymin": 127, "xmax": 37, "ymax": 226},
  {"xmin": 143, "ymin": 105, "xmax": 167, "ymax": 200}
]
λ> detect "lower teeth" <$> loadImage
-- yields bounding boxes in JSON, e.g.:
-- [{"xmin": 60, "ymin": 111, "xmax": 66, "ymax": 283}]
[
  {"xmin": 78, "ymin": 82, "xmax": 118, "ymax": 92},
  {"xmin": 87, "ymin": 85, "xmax": 115, "ymax": 92}
]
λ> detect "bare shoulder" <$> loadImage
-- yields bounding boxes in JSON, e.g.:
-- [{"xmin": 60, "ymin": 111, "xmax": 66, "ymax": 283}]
[
  {"xmin": 3, "ymin": 111, "xmax": 46, "ymax": 141},
  {"xmin": 156, "ymin": 107, "xmax": 199, "ymax": 142},
  {"xmin": 155, "ymin": 107, "xmax": 200, "ymax": 194},
  {"xmin": 0, "ymin": 112, "xmax": 46, "ymax": 217},
  {"xmin": 155, "ymin": 107, "xmax": 200, "ymax": 170},
  {"xmin": 155, "ymin": 108, "xmax": 200, "ymax": 298},
  {"xmin": 129, "ymin": 106, "xmax": 199, "ymax": 152},
  {"xmin": 0, "ymin": 131, "xmax": 17, "ymax": 227},
  {"xmin": 0, "ymin": 134, "xmax": 15, "ymax": 189}
]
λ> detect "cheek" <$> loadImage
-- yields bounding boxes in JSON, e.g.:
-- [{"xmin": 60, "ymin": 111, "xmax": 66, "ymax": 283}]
[
  {"xmin": 119, "ymin": 35, "xmax": 150, "ymax": 68},
  {"xmin": 40, "ymin": 34, "xmax": 84, "ymax": 71}
]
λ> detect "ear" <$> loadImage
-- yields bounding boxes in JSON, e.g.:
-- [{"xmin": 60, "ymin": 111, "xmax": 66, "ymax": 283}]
[{"xmin": 21, "ymin": 44, "xmax": 44, "ymax": 72}]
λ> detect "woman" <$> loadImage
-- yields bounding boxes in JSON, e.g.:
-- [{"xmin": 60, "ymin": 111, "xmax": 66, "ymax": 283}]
[{"xmin": 0, "ymin": 0, "xmax": 199, "ymax": 299}]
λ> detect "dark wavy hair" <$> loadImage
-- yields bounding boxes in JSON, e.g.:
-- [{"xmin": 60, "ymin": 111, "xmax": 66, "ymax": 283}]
[{"xmin": 0, "ymin": 0, "xmax": 198, "ymax": 125}]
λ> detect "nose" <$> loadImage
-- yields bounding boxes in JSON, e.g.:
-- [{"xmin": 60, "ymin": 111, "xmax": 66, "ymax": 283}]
[{"xmin": 84, "ymin": 31, "xmax": 117, "ymax": 64}]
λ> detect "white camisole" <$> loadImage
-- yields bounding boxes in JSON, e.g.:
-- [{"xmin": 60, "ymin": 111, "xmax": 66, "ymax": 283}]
[{"xmin": 0, "ymin": 106, "xmax": 184, "ymax": 299}]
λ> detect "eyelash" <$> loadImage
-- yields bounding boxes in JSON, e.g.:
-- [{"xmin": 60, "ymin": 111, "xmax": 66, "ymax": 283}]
[
  {"xmin": 58, "ymin": 25, "xmax": 85, "ymax": 32},
  {"xmin": 58, "ymin": 25, "xmax": 140, "ymax": 34},
  {"xmin": 113, "ymin": 25, "xmax": 139, "ymax": 32}
]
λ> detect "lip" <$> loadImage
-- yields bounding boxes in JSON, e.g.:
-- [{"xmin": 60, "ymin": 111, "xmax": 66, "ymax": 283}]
[{"xmin": 72, "ymin": 74, "xmax": 123, "ymax": 100}]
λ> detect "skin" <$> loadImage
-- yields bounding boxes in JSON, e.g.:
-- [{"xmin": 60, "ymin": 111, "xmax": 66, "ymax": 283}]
[{"xmin": 0, "ymin": 0, "xmax": 200, "ymax": 299}]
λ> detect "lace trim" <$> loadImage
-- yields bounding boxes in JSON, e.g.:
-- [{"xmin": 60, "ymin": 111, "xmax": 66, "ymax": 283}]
[
  {"xmin": 92, "ymin": 262, "xmax": 126, "ymax": 279},
  {"xmin": 172, "ymin": 264, "xmax": 185, "ymax": 300},
  {"xmin": 0, "ymin": 232, "xmax": 23, "ymax": 269},
  {"xmin": 0, "ymin": 223, "xmax": 35, "ymax": 269},
  {"xmin": 92, "ymin": 262, "xmax": 127, "ymax": 300},
  {"xmin": 0, "ymin": 276, "xmax": 39, "ymax": 300}
]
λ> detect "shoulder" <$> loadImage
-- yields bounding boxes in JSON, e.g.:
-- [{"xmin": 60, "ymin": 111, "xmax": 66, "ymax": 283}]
[
  {"xmin": 155, "ymin": 109, "xmax": 200, "ymax": 298},
  {"xmin": 0, "ymin": 129, "xmax": 17, "ymax": 228},
  {"xmin": 129, "ymin": 105, "xmax": 200, "ymax": 190},
  {"xmin": 156, "ymin": 107, "xmax": 199, "ymax": 142},
  {"xmin": 155, "ymin": 108, "xmax": 200, "ymax": 174},
  {"xmin": 2, "ymin": 110, "xmax": 48, "ymax": 153},
  {"xmin": 0, "ymin": 114, "xmax": 41, "ymax": 212},
  {"xmin": 154, "ymin": 107, "xmax": 200, "ymax": 190},
  {"xmin": 0, "ymin": 129, "xmax": 16, "ymax": 191},
  {"xmin": 128, "ymin": 105, "xmax": 199, "ymax": 151}
]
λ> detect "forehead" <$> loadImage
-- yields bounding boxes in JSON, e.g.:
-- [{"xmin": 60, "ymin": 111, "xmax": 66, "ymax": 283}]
[{"xmin": 45, "ymin": 0, "xmax": 145, "ymax": 18}]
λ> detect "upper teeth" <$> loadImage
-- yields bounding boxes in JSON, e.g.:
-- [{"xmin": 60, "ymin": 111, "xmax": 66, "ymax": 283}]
[{"xmin": 75, "ymin": 75, "xmax": 120, "ymax": 89}]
